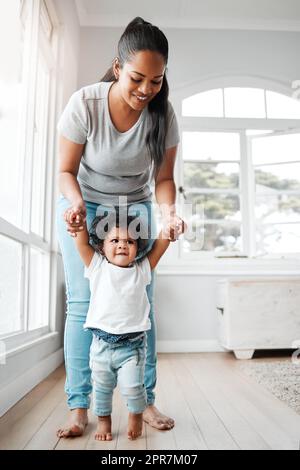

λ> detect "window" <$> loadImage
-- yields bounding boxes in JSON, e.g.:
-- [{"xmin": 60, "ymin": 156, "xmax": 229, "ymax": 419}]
[
  {"xmin": 179, "ymin": 85, "xmax": 300, "ymax": 258},
  {"xmin": 224, "ymin": 88, "xmax": 266, "ymax": 118},
  {"xmin": 0, "ymin": 0, "xmax": 58, "ymax": 343},
  {"xmin": 0, "ymin": 0, "xmax": 25, "ymax": 228},
  {"xmin": 182, "ymin": 87, "xmax": 300, "ymax": 119},
  {"xmin": 28, "ymin": 248, "xmax": 50, "ymax": 330},
  {"xmin": 0, "ymin": 235, "xmax": 23, "ymax": 336},
  {"xmin": 31, "ymin": 48, "xmax": 51, "ymax": 237},
  {"xmin": 182, "ymin": 132, "xmax": 242, "ymax": 254},
  {"xmin": 251, "ymin": 132, "xmax": 300, "ymax": 255},
  {"xmin": 266, "ymin": 91, "xmax": 300, "ymax": 119},
  {"xmin": 182, "ymin": 89, "xmax": 224, "ymax": 117}
]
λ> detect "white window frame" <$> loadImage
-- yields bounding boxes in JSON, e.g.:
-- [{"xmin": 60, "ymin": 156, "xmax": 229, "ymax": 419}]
[
  {"xmin": 168, "ymin": 76, "xmax": 300, "ymax": 270},
  {"xmin": 0, "ymin": 0, "xmax": 61, "ymax": 349}
]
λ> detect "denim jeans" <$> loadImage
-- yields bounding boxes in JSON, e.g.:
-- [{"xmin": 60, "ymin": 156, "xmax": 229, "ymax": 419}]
[
  {"xmin": 56, "ymin": 195, "xmax": 157, "ymax": 409},
  {"xmin": 90, "ymin": 334, "xmax": 147, "ymax": 416}
]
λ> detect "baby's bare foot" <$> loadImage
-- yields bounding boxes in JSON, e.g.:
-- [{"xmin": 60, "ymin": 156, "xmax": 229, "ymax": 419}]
[
  {"xmin": 95, "ymin": 415, "xmax": 112, "ymax": 441},
  {"xmin": 128, "ymin": 412, "xmax": 143, "ymax": 440},
  {"xmin": 56, "ymin": 408, "xmax": 88, "ymax": 438}
]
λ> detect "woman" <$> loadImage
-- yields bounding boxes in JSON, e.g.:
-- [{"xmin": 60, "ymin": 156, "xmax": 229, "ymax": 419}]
[{"xmin": 56, "ymin": 17, "xmax": 185, "ymax": 438}]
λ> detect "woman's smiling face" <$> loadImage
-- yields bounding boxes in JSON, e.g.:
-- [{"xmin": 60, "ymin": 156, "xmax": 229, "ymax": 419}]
[{"xmin": 114, "ymin": 50, "xmax": 166, "ymax": 111}]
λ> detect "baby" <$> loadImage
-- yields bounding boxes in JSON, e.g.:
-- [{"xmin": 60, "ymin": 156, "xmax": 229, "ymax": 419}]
[{"xmin": 73, "ymin": 209, "xmax": 181, "ymax": 441}]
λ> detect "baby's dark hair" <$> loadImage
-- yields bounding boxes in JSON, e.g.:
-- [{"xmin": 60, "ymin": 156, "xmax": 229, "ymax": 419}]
[{"xmin": 89, "ymin": 210, "xmax": 150, "ymax": 256}]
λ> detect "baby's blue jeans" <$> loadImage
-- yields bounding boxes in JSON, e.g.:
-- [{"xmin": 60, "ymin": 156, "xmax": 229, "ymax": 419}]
[
  {"xmin": 90, "ymin": 334, "xmax": 147, "ymax": 415},
  {"xmin": 56, "ymin": 195, "xmax": 157, "ymax": 410}
]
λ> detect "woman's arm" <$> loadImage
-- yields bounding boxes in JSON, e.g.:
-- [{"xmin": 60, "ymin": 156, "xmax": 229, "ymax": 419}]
[
  {"xmin": 58, "ymin": 135, "xmax": 87, "ymax": 237},
  {"xmin": 73, "ymin": 221, "xmax": 95, "ymax": 267},
  {"xmin": 58, "ymin": 135, "xmax": 85, "ymax": 204},
  {"xmin": 155, "ymin": 146, "xmax": 177, "ymax": 218},
  {"xmin": 155, "ymin": 145, "xmax": 186, "ymax": 239}
]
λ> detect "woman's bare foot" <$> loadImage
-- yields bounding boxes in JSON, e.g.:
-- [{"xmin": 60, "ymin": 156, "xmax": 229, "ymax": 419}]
[
  {"xmin": 128, "ymin": 412, "xmax": 143, "ymax": 440},
  {"xmin": 143, "ymin": 405, "xmax": 175, "ymax": 430},
  {"xmin": 56, "ymin": 408, "xmax": 88, "ymax": 438},
  {"xmin": 95, "ymin": 416, "xmax": 112, "ymax": 441}
]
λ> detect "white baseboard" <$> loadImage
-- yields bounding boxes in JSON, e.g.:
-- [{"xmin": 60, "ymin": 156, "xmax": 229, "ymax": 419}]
[
  {"xmin": 157, "ymin": 340, "xmax": 225, "ymax": 353},
  {"xmin": 0, "ymin": 348, "xmax": 64, "ymax": 417}
]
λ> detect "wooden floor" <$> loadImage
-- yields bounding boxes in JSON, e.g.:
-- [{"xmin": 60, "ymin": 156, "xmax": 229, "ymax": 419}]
[{"xmin": 0, "ymin": 353, "xmax": 300, "ymax": 450}]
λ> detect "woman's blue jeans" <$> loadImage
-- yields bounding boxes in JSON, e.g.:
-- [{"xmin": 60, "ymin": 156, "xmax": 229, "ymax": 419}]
[{"xmin": 56, "ymin": 195, "xmax": 157, "ymax": 410}]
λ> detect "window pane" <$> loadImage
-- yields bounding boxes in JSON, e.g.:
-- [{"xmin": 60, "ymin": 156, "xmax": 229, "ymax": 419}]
[
  {"xmin": 184, "ymin": 162, "xmax": 239, "ymax": 189},
  {"xmin": 28, "ymin": 248, "xmax": 50, "ymax": 331},
  {"xmin": 0, "ymin": 0, "xmax": 24, "ymax": 227},
  {"xmin": 256, "ymin": 195, "xmax": 300, "ymax": 223},
  {"xmin": 31, "ymin": 51, "xmax": 49, "ymax": 237},
  {"xmin": 182, "ymin": 132, "xmax": 240, "ymax": 161},
  {"xmin": 224, "ymin": 88, "xmax": 266, "ymax": 118},
  {"xmin": 255, "ymin": 164, "xmax": 300, "ymax": 192},
  {"xmin": 182, "ymin": 89, "xmax": 223, "ymax": 117},
  {"xmin": 184, "ymin": 223, "xmax": 241, "ymax": 253},
  {"xmin": 186, "ymin": 193, "xmax": 241, "ymax": 221},
  {"xmin": 256, "ymin": 223, "xmax": 300, "ymax": 254},
  {"xmin": 0, "ymin": 235, "xmax": 22, "ymax": 336},
  {"xmin": 252, "ymin": 133, "xmax": 300, "ymax": 165},
  {"xmin": 246, "ymin": 129, "xmax": 273, "ymax": 136},
  {"xmin": 266, "ymin": 91, "xmax": 300, "ymax": 119}
]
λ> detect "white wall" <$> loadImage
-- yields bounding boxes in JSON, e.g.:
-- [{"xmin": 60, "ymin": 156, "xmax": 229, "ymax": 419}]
[
  {"xmin": 75, "ymin": 26, "xmax": 300, "ymax": 351},
  {"xmin": 78, "ymin": 27, "xmax": 300, "ymax": 88},
  {"xmin": 165, "ymin": 29, "xmax": 300, "ymax": 87}
]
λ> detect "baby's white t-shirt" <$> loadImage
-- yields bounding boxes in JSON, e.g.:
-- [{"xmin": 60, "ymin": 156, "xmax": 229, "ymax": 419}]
[{"xmin": 83, "ymin": 252, "xmax": 152, "ymax": 334}]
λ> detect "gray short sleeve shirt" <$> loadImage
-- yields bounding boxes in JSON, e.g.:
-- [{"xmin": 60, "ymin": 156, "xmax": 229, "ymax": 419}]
[{"xmin": 57, "ymin": 82, "xmax": 180, "ymax": 205}]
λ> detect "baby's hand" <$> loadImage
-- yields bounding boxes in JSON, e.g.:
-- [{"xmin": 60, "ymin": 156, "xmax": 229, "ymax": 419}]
[{"xmin": 63, "ymin": 202, "xmax": 87, "ymax": 238}]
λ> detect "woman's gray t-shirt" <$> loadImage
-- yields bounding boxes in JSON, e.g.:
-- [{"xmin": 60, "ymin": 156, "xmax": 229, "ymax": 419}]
[{"xmin": 57, "ymin": 81, "xmax": 180, "ymax": 205}]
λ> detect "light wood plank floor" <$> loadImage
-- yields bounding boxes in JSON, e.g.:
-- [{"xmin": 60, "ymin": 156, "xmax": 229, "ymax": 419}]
[{"xmin": 1, "ymin": 353, "xmax": 300, "ymax": 450}]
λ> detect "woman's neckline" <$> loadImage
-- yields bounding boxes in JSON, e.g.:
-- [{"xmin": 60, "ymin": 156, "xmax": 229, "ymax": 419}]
[{"xmin": 105, "ymin": 81, "xmax": 146, "ymax": 135}]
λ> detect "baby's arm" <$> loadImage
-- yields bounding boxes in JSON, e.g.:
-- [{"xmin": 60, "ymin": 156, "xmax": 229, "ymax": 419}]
[
  {"xmin": 73, "ymin": 220, "xmax": 95, "ymax": 267},
  {"xmin": 147, "ymin": 230, "xmax": 171, "ymax": 270}
]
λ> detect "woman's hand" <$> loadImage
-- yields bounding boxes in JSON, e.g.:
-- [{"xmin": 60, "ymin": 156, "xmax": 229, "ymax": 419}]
[
  {"xmin": 63, "ymin": 201, "xmax": 87, "ymax": 238},
  {"xmin": 162, "ymin": 214, "xmax": 187, "ymax": 242}
]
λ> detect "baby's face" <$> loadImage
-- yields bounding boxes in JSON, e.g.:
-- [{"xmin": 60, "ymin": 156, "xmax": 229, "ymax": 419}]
[{"xmin": 102, "ymin": 226, "xmax": 138, "ymax": 267}]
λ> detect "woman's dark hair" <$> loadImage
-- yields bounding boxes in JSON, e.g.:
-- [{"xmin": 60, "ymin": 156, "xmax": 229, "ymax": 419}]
[
  {"xmin": 100, "ymin": 17, "xmax": 169, "ymax": 173},
  {"xmin": 89, "ymin": 210, "xmax": 150, "ymax": 256}
]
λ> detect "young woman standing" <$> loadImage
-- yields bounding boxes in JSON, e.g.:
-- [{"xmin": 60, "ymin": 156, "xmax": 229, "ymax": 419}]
[{"xmin": 56, "ymin": 17, "xmax": 185, "ymax": 438}]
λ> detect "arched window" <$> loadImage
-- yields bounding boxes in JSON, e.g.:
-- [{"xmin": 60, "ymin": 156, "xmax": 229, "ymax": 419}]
[
  {"xmin": 182, "ymin": 87, "xmax": 300, "ymax": 119},
  {"xmin": 179, "ymin": 85, "xmax": 300, "ymax": 258}
]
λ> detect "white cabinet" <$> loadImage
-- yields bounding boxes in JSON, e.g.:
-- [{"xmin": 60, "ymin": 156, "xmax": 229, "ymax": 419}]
[{"xmin": 216, "ymin": 278, "xmax": 300, "ymax": 359}]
